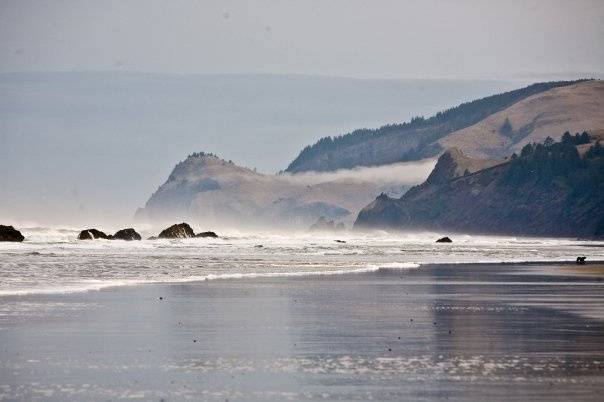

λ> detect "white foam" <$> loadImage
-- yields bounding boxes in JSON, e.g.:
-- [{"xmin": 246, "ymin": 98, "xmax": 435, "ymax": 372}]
[
  {"xmin": 1, "ymin": 227, "xmax": 603, "ymax": 297},
  {"xmin": 368, "ymin": 262, "xmax": 421, "ymax": 269},
  {"xmin": 0, "ymin": 264, "xmax": 419, "ymax": 296}
]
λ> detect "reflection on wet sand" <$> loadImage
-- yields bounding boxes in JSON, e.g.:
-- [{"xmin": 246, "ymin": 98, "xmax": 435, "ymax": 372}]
[{"xmin": 0, "ymin": 263, "xmax": 603, "ymax": 401}]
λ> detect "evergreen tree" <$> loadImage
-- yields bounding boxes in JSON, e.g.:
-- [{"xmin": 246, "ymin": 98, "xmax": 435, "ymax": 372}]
[
  {"xmin": 500, "ymin": 118, "xmax": 513, "ymax": 136},
  {"xmin": 544, "ymin": 136, "xmax": 554, "ymax": 147},
  {"xmin": 561, "ymin": 131, "xmax": 572, "ymax": 144}
]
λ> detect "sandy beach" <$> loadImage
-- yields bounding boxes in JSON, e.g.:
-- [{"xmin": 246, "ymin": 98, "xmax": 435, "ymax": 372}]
[{"xmin": 1, "ymin": 261, "xmax": 603, "ymax": 401}]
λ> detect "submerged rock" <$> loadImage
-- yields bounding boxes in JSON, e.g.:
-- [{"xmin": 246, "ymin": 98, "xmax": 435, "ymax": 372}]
[
  {"xmin": 0, "ymin": 225, "xmax": 25, "ymax": 242},
  {"xmin": 195, "ymin": 231, "xmax": 218, "ymax": 238},
  {"xmin": 78, "ymin": 229, "xmax": 110, "ymax": 240},
  {"xmin": 112, "ymin": 228, "xmax": 142, "ymax": 241},
  {"xmin": 436, "ymin": 236, "xmax": 453, "ymax": 243},
  {"xmin": 158, "ymin": 223, "xmax": 195, "ymax": 239}
]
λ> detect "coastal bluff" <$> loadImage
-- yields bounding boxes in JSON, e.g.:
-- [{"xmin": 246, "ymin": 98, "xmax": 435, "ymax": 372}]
[{"xmin": 355, "ymin": 136, "xmax": 604, "ymax": 238}]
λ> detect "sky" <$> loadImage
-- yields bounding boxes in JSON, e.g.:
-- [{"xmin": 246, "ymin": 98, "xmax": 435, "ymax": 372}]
[
  {"xmin": 0, "ymin": 0, "xmax": 602, "ymax": 226},
  {"xmin": 0, "ymin": 73, "xmax": 522, "ymax": 226},
  {"xmin": 0, "ymin": 0, "xmax": 603, "ymax": 79}
]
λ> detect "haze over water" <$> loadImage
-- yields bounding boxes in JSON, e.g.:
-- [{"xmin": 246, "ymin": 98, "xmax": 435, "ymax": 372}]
[
  {"xmin": 1, "ymin": 1, "xmax": 604, "ymax": 400},
  {"xmin": 1, "ymin": 228, "xmax": 603, "ymax": 297}
]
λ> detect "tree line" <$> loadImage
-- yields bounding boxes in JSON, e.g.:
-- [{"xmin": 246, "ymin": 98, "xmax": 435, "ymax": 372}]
[{"xmin": 286, "ymin": 79, "xmax": 591, "ymax": 172}]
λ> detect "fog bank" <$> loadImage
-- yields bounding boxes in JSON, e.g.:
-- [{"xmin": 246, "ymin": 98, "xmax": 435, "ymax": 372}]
[{"xmin": 0, "ymin": 72, "xmax": 520, "ymax": 227}]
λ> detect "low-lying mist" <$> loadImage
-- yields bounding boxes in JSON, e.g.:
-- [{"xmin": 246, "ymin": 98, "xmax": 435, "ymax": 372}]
[
  {"xmin": 0, "ymin": 72, "xmax": 520, "ymax": 230},
  {"xmin": 136, "ymin": 157, "xmax": 437, "ymax": 233},
  {"xmin": 282, "ymin": 159, "xmax": 436, "ymax": 186}
]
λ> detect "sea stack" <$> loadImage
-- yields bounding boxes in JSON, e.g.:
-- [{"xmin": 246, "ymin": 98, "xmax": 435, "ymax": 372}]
[
  {"xmin": 112, "ymin": 228, "xmax": 142, "ymax": 241},
  {"xmin": 0, "ymin": 225, "xmax": 25, "ymax": 242},
  {"xmin": 158, "ymin": 223, "xmax": 195, "ymax": 239},
  {"xmin": 195, "ymin": 231, "xmax": 218, "ymax": 238},
  {"xmin": 78, "ymin": 229, "xmax": 111, "ymax": 240}
]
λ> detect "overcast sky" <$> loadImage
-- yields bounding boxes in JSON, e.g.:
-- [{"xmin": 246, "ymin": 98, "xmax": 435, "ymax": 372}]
[
  {"xmin": 1, "ymin": 0, "xmax": 602, "ymax": 226},
  {"xmin": 1, "ymin": 0, "xmax": 603, "ymax": 79}
]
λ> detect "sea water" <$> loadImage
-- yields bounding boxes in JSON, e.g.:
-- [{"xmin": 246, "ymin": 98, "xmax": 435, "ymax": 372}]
[{"xmin": 1, "ymin": 227, "xmax": 603, "ymax": 297}]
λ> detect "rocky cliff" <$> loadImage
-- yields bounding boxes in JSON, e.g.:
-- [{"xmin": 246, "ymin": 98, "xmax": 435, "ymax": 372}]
[{"xmin": 354, "ymin": 137, "xmax": 604, "ymax": 237}]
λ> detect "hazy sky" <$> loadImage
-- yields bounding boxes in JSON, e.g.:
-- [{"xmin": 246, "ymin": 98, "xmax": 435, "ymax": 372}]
[
  {"xmin": 1, "ymin": 0, "xmax": 602, "ymax": 227},
  {"xmin": 1, "ymin": 0, "xmax": 603, "ymax": 79}
]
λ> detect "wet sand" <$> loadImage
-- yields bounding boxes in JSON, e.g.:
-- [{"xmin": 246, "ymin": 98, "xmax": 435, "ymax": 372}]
[{"xmin": 1, "ymin": 262, "xmax": 604, "ymax": 401}]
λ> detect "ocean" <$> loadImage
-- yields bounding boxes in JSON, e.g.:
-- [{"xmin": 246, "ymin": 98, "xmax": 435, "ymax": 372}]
[{"xmin": 1, "ymin": 227, "xmax": 603, "ymax": 297}]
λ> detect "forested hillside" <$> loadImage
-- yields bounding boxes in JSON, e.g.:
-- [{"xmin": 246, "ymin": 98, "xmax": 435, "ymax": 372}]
[
  {"xmin": 354, "ymin": 134, "xmax": 604, "ymax": 237},
  {"xmin": 286, "ymin": 80, "xmax": 589, "ymax": 173}
]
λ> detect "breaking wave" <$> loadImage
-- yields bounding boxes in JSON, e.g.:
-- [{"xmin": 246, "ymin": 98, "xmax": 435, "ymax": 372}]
[{"xmin": 0, "ymin": 226, "xmax": 602, "ymax": 296}]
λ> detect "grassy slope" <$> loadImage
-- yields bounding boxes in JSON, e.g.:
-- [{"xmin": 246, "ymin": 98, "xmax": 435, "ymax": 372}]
[{"xmin": 286, "ymin": 80, "xmax": 591, "ymax": 173}]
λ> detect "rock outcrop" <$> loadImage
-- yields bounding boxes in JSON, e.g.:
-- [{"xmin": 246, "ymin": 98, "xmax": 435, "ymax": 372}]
[
  {"xmin": 0, "ymin": 225, "xmax": 25, "ymax": 242},
  {"xmin": 436, "ymin": 237, "xmax": 453, "ymax": 243},
  {"xmin": 158, "ymin": 223, "xmax": 195, "ymax": 239},
  {"xmin": 195, "ymin": 231, "xmax": 218, "ymax": 238},
  {"xmin": 78, "ymin": 229, "xmax": 110, "ymax": 240},
  {"xmin": 423, "ymin": 148, "xmax": 503, "ymax": 185},
  {"xmin": 112, "ymin": 228, "xmax": 142, "ymax": 241}
]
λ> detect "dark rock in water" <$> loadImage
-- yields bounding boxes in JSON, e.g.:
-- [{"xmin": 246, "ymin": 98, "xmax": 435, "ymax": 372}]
[
  {"xmin": 436, "ymin": 237, "xmax": 453, "ymax": 243},
  {"xmin": 335, "ymin": 239, "xmax": 346, "ymax": 243},
  {"xmin": 255, "ymin": 244, "xmax": 264, "ymax": 248},
  {"xmin": 147, "ymin": 236, "xmax": 158, "ymax": 240},
  {"xmin": 0, "ymin": 225, "xmax": 25, "ymax": 242},
  {"xmin": 112, "ymin": 228, "xmax": 141, "ymax": 241},
  {"xmin": 158, "ymin": 223, "xmax": 195, "ymax": 239},
  {"xmin": 195, "ymin": 231, "xmax": 218, "ymax": 238},
  {"xmin": 576, "ymin": 256, "xmax": 587, "ymax": 265},
  {"xmin": 78, "ymin": 229, "xmax": 110, "ymax": 240}
]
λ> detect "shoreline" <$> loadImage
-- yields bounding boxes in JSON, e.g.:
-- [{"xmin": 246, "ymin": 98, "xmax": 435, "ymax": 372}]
[{"xmin": 1, "ymin": 259, "xmax": 603, "ymax": 298}]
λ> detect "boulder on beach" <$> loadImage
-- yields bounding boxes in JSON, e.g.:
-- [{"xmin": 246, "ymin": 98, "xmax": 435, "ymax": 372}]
[
  {"xmin": 195, "ymin": 231, "xmax": 218, "ymax": 238},
  {"xmin": 158, "ymin": 223, "xmax": 195, "ymax": 239},
  {"xmin": 78, "ymin": 229, "xmax": 110, "ymax": 240},
  {"xmin": 436, "ymin": 236, "xmax": 453, "ymax": 243},
  {"xmin": 112, "ymin": 228, "xmax": 142, "ymax": 241},
  {"xmin": 0, "ymin": 225, "xmax": 25, "ymax": 242}
]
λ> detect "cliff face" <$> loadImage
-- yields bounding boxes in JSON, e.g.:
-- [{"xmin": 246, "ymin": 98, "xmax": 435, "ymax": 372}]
[
  {"xmin": 422, "ymin": 147, "xmax": 503, "ymax": 185},
  {"xmin": 286, "ymin": 80, "xmax": 603, "ymax": 173},
  {"xmin": 136, "ymin": 153, "xmax": 430, "ymax": 230},
  {"xmin": 354, "ymin": 142, "xmax": 604, "ymax": 238}
]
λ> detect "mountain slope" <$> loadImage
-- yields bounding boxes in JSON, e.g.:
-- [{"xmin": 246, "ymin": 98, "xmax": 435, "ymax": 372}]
[
  {"xmin": 136, "ymin": 153, "xmax": 433, "ymax": 230},
  {"xmin": 354, "ymin": 138, "xmax": 604, "ymax": 237},
  {"xmin": 440, "ymin": 80, "xmax": 604, "ymax": 158},
  {"xmin": 2, "ymin": 72, "xmax": 518, "ymax": 226},
  {"xmin": 285, "ymin": 79, "xmax": 596, "ymax": 173}
]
